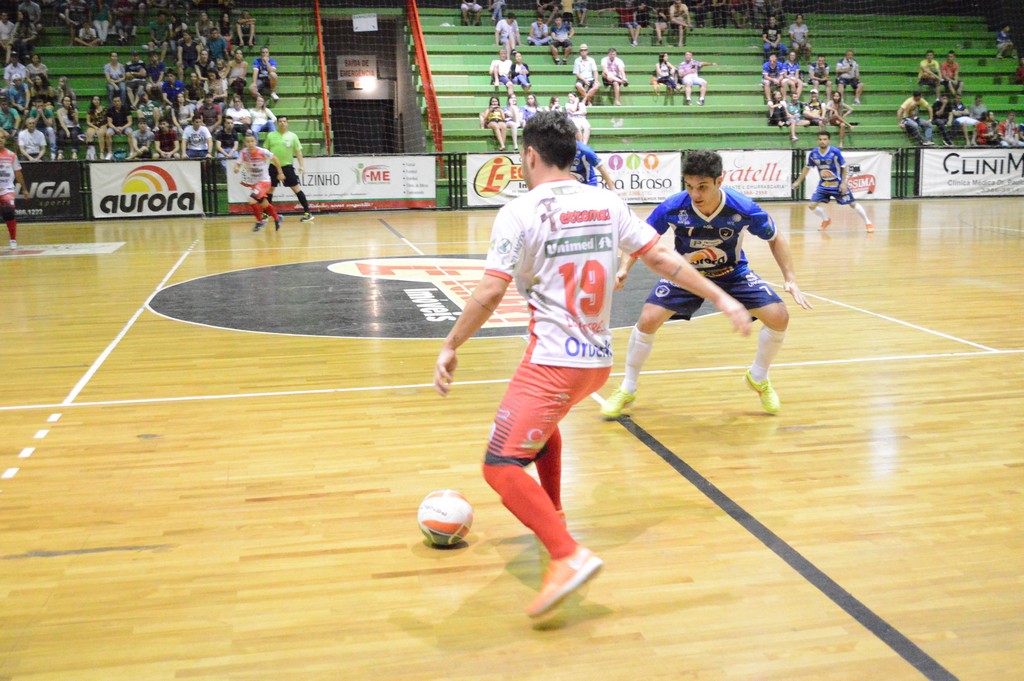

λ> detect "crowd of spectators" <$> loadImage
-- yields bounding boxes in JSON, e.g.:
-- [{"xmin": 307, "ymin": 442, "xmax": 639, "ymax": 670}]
[{"xmin": 0, "ymin": 1, "xmax": 289, "ymax": 162}]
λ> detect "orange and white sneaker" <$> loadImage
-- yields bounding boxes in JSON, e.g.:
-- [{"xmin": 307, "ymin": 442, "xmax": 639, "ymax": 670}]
[
  {"xmin": 526, "ymin": 546, "xmax": 603, "ymax": 618},
  {"xmin": 819, "ymin": 217, "xmax": 832, "ymax": 231},
  {"xmin": 865, "ymin": 222, "xmax": 875, "ymax": 233}
]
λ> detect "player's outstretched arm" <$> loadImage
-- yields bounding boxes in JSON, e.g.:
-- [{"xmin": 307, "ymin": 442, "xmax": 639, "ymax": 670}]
[
  {"xmin": 639, "ymin": 242, "xmax": 752, "ymax": 336},
  {"xmin": 435, "ymin": 273, "xmax": 511, "ymax": 396},
  {"xmin": 767, "ymin": 230, "xmax": 812, "ymax": 309},
  {"xmin": 792, "ymin": 166, "xmax": 810, "ymax": 190}
]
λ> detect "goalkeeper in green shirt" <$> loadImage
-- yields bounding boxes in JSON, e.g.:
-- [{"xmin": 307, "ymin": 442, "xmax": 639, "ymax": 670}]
[{"xmin": 263, "ymin": 116, "xmax": 313, "ymax": 222}]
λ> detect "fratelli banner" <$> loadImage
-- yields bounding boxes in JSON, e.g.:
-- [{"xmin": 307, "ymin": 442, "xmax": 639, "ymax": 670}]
[
  {"xmin": 227, "ymin": 156, "xmax": 436, "ymax": 212},
  {"xmin": 16, "ymin": 161, "xmax": 84, "ymax": 221},
  {"xmin": 90, "ymin": 161, "xmax": 203, "ymax": 219},
  {"xmin": 801, "ymin": 150, "xmax": 893, "ymax": 201},
  {"xmin": 467, "ymin": 151, "xmax": 681, "ymax": 207},
  {"xmin": 719, "ymin": 150, "xmax": 792, "ymax": 198},
  {"xmin": 920, "ymin": 149, "xmax": 1024, "ymax": 196}
]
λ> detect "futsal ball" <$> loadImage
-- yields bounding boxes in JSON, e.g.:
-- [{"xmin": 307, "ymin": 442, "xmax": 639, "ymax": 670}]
[{"xmin": 418, "ymin": 490, "xmax": 473, "ymax": 546}]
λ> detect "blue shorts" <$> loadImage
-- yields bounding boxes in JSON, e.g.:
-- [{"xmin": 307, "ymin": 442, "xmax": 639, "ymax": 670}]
[
  {"xmin": 811, "ymin": 185, "xmax": 855, "ymax": 205},
  {"xmin": 645, "ymin": 267, "xmax": 783, "ymax": 320}
]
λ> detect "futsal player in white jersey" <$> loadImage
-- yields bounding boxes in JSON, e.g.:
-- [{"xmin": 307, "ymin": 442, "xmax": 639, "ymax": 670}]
[
  {"xmin": 433, "ymin": 111, "xmax": 751, "ymax": 618},
  {"xmin": 233, "ymin": 131, "xmax": 285, "ymax": 232},
  {"xmin": 0, "ymin": 129, "xmax": 30, "ymax": 250}
]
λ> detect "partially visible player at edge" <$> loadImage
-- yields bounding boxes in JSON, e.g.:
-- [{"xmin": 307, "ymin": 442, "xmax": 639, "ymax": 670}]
[
  {"xmin": 434, "ymin": 111, "xmax": 751, "ymax": 618},
  {"xmin": 234, "ymin": 131, "xmax": 285, "ymax": 232},
  {"xmin": 571, "ymin": 135, "xmax": 615, "ymax": 189},
  {"xmin": 263, "ymin": 116, "xmax": 314, "ymax": 223},
  {"xmin": 602, "ymin": 149, "xmax": 813, "ymax": 420},
  {"xmin": 792, "ymin": 130, "xmax": 874, "ymax": 233},
  {"xmin": 0, "ymin": 129, "xmax": 30, "ymax": 250}
]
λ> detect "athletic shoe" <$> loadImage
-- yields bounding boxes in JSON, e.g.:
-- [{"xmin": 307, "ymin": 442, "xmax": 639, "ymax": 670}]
[
  {"xmin": 252, "ymin": 219, "xmax": 266, "ymax": 232},
  {"xmin": 865, "ymin": 222, "xmax": 875, "ymax": 233},
  {"xmin": 698, "ymin": 97, "xmax": 705, "ymax": 105},
  {"xmin": 8, "ymin": 239, "xmax": 16, "ymax": 250},
  {"xmin": 300, "ymin": 212, "xmax": 314, "ymax": 222},
  {"xmin": 274, "ymin": 217, "xmax": 283, "ymax": 231},
  {"xmin": 86, "ymin": 148, "xmax": 96, "ymax": 160},
  {"xmin": 686, "ymin": 97, "xmax": 692, "ymax": 105},
  {"xmin": 601, "ymin": 386, "xmax": 637, "ymax": 419},
  {"xmin": 853, "ymin": 98, "xmax": 861, "ymax": 105},
  {"xmin": 270, "ymin": 92, "xmax": 279, "ymax": 101},
  {"xmin": 819, "ymin": 217, "xmax": 832, "ymax": 231},
  {"xmin": 942, "ymin": 140, "xmax": 952, "ymax": 147},
  {"xmin": 744, "ymin": 370, "xmax": 780, "ymax": 414},
  {"xmin": 526, "ymin": 546, "xmax": 603, "ymax": 618}
]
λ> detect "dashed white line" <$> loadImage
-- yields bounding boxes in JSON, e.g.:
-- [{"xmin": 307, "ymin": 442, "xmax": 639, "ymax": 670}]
[
  {"xmin": 34, "ymin": 430, "xmax": 49, "ymax": 439},
  {"xmin": 19, "ymin": 448, "xmax": 34, "ymax": 459},
  {"xmin": 2, "ymin": 468, "xmax": 18, "ymax": 479},
  {"xmin": 47, "ymin": 413, "xmax": 62, "ymax": 423}
]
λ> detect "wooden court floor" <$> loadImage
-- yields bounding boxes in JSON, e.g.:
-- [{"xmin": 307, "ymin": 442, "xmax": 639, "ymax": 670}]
[{"xmin": 1, "ymin": 198, "xmax": 1022, "ymax": 681}]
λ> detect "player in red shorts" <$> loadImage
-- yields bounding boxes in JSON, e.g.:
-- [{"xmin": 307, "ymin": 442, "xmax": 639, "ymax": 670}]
[
  {"xmin": 433, "ymin": 111, "xmax": 751, "ymax": 618},
  {"xmin": 0, "ymin": 129, "xmax": 30, "ymax": 250},
  {"xmin": 233, "ymin": 131, "xmax": 285, "ymax": 232}
]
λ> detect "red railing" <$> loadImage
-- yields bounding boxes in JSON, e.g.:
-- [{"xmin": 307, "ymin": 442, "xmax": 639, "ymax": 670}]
[
  {"xmin": 313, "ymin": 0, "xmax": 333, "ymax": 155},
  {"xmin": 406, "ymin": 0, "xmax": 444, "ymax": 152}
]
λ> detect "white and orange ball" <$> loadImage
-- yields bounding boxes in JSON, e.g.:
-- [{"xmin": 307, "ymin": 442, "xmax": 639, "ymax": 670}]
[{"xmin": 418, "ymin": 490, "xmax": 473, "ymax": 546}]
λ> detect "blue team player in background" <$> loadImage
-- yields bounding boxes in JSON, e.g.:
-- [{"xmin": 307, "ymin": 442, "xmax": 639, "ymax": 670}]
[
  {"xmin": 602, "ymin": 149, "xmax": 813, "ymax": 418},
  {"xmin": 571, "ymin": 137, "xmax": 615, "ymax": 189},
  {"xmin": 792, "ymin": 130, "xmax": 874, "ymax": 233}
]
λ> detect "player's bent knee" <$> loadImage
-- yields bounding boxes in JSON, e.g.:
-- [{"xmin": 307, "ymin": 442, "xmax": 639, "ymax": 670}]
[{"xmin": 483, "ymin": 450, "xmax": 533, "ymax": 468}]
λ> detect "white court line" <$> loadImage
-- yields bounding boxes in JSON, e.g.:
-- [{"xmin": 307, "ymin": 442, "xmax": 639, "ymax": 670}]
[
  {"xmin": 47, "ymin": 413, "xmax": 61, "ymax": 423},
  {"xmin": 0, "ymin": 348, "xmax": 1019, "ymax": 414},
  {"xmin": 34, "ymin": 430, "xmax": 48, "ymax": 439},
  {"xmin": 61, "ymin": 239, "xmax": 200, "ymax": 406},
  {"xmin": 19, "ymin": 448, "xmax": 34, "ymax": 459},
  {"xmin": 2, "ymin": 468, "xmax": 18, "ymax": 479}
]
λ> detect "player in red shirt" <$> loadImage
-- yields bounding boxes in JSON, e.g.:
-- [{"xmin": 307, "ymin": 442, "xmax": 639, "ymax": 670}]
[
  {"xmin": 0, "ymin": 129, "xmax": 30, "ymax": 250},
  {"xmin": 233, "ymin": 131, "xmax": 285, "ymax": 232}
]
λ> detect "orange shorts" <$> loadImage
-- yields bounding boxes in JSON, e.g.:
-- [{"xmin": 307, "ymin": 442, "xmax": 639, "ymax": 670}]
[
  {"xmin": 246, "ymin": 180, "xmax": 272, "ymax": 201},
  {"xmin": 485, "ymin": 362, "xmax": 611, "ymax": 466}
]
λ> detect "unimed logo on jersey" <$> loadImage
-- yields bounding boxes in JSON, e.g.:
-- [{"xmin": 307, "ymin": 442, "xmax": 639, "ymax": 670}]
[
  {"xmin": 473, "ymin": 155, "xmax": 524, "ymax": 198},
  {"xmin": 90, "ymin": 162, "xmax": 203, "ymax": 218}
]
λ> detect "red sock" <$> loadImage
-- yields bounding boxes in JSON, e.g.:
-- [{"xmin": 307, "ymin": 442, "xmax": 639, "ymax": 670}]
[
  {"xmin": 5, "ymin": 221, "xmax": 15, "ymax": 240},
  {"xmin": 264, "ymin": 202, "xmax": 279, "ymax": 221},
  {"xmin": 251, "ymin": 203, "xmax": 263, "ymax": 220},
  {"xmin": 483, "ymin": 463, "xmax": 576, "ymax": 560},
  {"xmin": 534, "ymin": 428, "xmax": 562, "ymax": 511}
]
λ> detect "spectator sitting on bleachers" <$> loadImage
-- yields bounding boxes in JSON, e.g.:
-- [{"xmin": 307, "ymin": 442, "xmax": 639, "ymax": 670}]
[
  {"xmin": 573, "ymin": 0, "xmax": 588, "ymax": 26},
  {"xmin": 917, "ymin": 50, "xmax": 942, "ymax": 99},
  {"xmin": 147, "ymin": 11, "xmax": 171, "ymax": 61},
  {"xmin": 127, "ymin": 118, "xmax": 155, "ymax": 158},
  {"xmin": 185, "ymin": 72, "xmax": 204, "ymax": 103},
  {"xmin": 931, "ymin": 92, "xmax": 955, "ymax": 146},
  {"xmin": 105, "ymin": 95, "xmax": 132, "ymax": 158},
  {"xmin": 940, "ymin": 50, "xmax": 963, "ymax": 96},
  {"xmin": 251, "ymin": 47, "xmax": 279, "ymax": 102},
  {"xmin": 787, "ymin": 14, "xmax": 810, "ymax": 63},
  {"xmin": 55, "ymin": 76, "xmax": 76, "ymax": 106},
  {"xmin": 802, "ymin": 90, "xmax": 826, "ymax": 130},
  {"xmin": 709, "ymin": 0, "xmax": 726, "ymax": 29},
  {"xmin": 16, "ymin": 0, "xmax": 42, "ymax": 35},
  {"xmin": 951, "ymin": 94, "xmax": 976, "ymax": 145},
  {"xmin": 501, "ymin": 94, "xmax": 522, "ymax": 151},
  {"xmin": 489, "ymin": 47, "xmax": 514, "ymax": 97},
  {"xmin": 667, "ymin": 1, "xmax": 690, "ymax": 48},
  {"xmin": 653, "ymin": 52, "xmax": 679, "ymax": 93},
  {"xmin": 521, "ymin": 92, "xmax": 540, "ymax": 121},
  {"xmin": 766, "ymin": 89, "xmax": 786, "ymax": 127},
  {"xmin": 490, "ymin": 0, "xmax": 507, "ymax": 23},
  {"xmin": 995, "ymin": 25, "xmax": 1014, "ymax": 59},
  {"xmin": 649, "ymin": 4, "xmax": 669, "ymax": 46},
  {"xmin": 178, "ymin": 31, "xmax": 200, "ymax": 77},
  {"xmin": 495, "ymin": 11, "xmax": 520, "ymax": 55},
  {"xmin": 573, "ymin": 43, "xmax": 599, "ymax": 106},
  {"xmin": 134, "ymin": 91, "xmax": 160, "ymax": 129},
  {"xmin": 7, "ymin": 76, "xmax": 28, "ymax": 115},
  {"xmin": 75, "ymin": 21, "xmax": 101, "ymax": 46},
  {"xmin": 207, "ymin": 27, "xmax": 228, "ymax": 62},
  {"xmin": 536, "ymin": 0, "xmax": 560, "ymax": 26},
  {"xmin": 235, "ymin": 10, "xmax": 256, "ymax": 48},
  {"xmin": 548, "ymin": 15, "xmax": 573, "ymax": 65},
  {"xmin": 249, "ymin": 95, "xmax": 276, "ymax": 140},
  {"xmin": 224, "ymin": 94, "xmax": 250, "ymax": 136},
  {"xmin": 527, "ymin": 12, "xmax": 550, "ymax": 46},
  {"xmin": 461, "ymin": 2, "xmax": 483, "ymax": 27},
  {"xmin": 998, "ymin": 112, "xmax": 1024, "ymax": 147},
  {"xmin": 145, "ymin": 51, "xmax": 166, "ymax": 101},
  {"xmin": 510, "ymin": 51, "xmax": 531, "ymax": 92},
  {"xmin": 162, "ymin": 70, "xmax": 186, "ymax": 109},
  {"xmin": 688, "ymin": 0, "xmax": 707, "ymax": 28},
  {"xmin": 600, "ymin": 47, "xmax": 628, "ymax": 106},
  {"xmin": 597, "ymin": 1, "xmax": 642, "ymax": 48},
  {"xmin": 92, "ymin": 0, "xmax": 111, "ymax": 46},
  {"xmin": 18, "ymin": 116, "xmax": 46, "ymax": 161},
  {"xmin": 780, "ymin": 50, "xmax": 802, "ymax": 99},
  {"xmin": 125, "ymin": 50, "xmax": 148, "ymax": 106},
  {"xmin": 112, "ymin": 0, "xmax": 137, "ymax": 45},
  {"xmin": 227, "ymin": 49, "xmax": 248, "ymax": 98},
  {"xmin": 11, "ymin": 11, "xmax": 36, "ymax": 61},
  {"xmin": 807, "ymin": 55, "xmax": 831, "ymax": 99},
  {"xmin": 214, "ymin": 121, "xmax": 238, "ymax": 159},
  {"xmin": 25, "ymin": 53, "xmax": 46, "ymax": 83},
  {"xmin": 824, "ymin": 91, "xmax": 853, "ymax": 147},
  {"xmin": 0, "ymin": 97, "xmax": 19, "ymax": 136},
  {"xmin": 154, "ymin": 117, "xmax": 178, "ymax": 158},
  {"xmin": 84, "ymin": 94, "xmax": 106, "ymax": 159},
  {"xmin": 761, "ymin": 52, "xmax": 782, "ymax": 103},
  {"xmin": 974, "ymin": 111, "xmax": 1002, "ymax": 145},
  {"xmin": 0, "ymin": 12, "xmax": 15, "ymax": 64},
  {"xmin": 195, "ymin": 10, "xmax": 214, "ymax": 47},
  {"xmin": 217, "ymin": 10, "xmax": 233, "ymax": 42},
  {"xmin": 207, "ymin": 71, "xmax": 227, "ymax": 103},
  {"xmin": 566, "ymin": 90, "xmax": 590, "ymax": 143},
  {"xmin": 898, "ymin": 90, "xmax": 934, "ymax": 146},
  {"xmin": 729, "ymin": 0, "xmax": 749, "ymax": 29},
  {"xmin": 104, "ymin": 51, "xmax": 127, "ymax": 106},
  {"xmin": 546, "ymin": 94, "xmax": 562, "ymax": 112},
  {"xmin": 783, "ymin": 91, "xmax": 810, "ymax": 142},
  {"xmin": 835, "ymin": 49, "xmax": 863, "ymax": 105},
  {"xmin": 195, "ymin": 48, "xmax": 215, "ymax": 80},
  {"xmin": 61, "ymin": 0, "xmax": 90, "ymax": 45},
  {"xmin": 761, "ymin": 16, "xmax": 786, "ymax": 61},
  {"xmin": 28, "ymin": 76, "xmax": 55, "ymax": 108},
  {"xmin": 171, "ymin": 91, "xmax": 194, "ymax": 131},
  {"xmin": 197, "ymin": 91, "xmax": 223, "ymax": 135},
  {"xmin": 678, "ymin": 50, "xmax": 716, "ymax": 105},
  {"xmin": 180, "ymin": 114, "xmax": 212, "ymax": 158},
  {"xmin": 480, "ymin": 94, "xmax": 507, "ymax": 151},
  {"xmin": 4, "ymin": 54, "xmax": 26, "ymax": 88}
]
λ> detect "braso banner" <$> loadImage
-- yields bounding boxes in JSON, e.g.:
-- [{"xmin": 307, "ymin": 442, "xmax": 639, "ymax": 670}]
[
  {"xmin": 89, "ymin": 161, "xmax": 203, "ymax": 219},
  {"xmin": 227, "ymin": 156, "xmax": 436, "ymax": 212},
  {"xmin": 16, "ymin": 161, "xmax": 84, "ymax": 221},
  {"xmin": 719, "ymin": 150, "xmax": 792, "ymax": 198},
  {"xmin": 801, "ymin": 150, "xmax": 892, "ymax": 201},
  {"xmin": 920, "ymin": 148, "xmax": 1024, "ymax": 196}
]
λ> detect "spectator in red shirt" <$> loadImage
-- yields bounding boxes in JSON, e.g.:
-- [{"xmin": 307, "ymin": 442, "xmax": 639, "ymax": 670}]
[
  {"xmin": 940, "ymin": 51, "xmax": 963, "ymax": 96},
  {"xmin": 597, "ymin": 1, "xmax": 642, "ymax": 47}
]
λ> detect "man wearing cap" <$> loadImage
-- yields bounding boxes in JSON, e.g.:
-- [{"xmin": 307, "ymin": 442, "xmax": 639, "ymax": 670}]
[{"xmin": 573, "ymin": 43, "xmax": 599, "ymax": 105}]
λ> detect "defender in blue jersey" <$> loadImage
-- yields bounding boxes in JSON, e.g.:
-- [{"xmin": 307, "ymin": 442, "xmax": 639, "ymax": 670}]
[
  {"xmin": 602, "ymin": 150, "xmax": 813, "ymax": 418},
  {"xmin": 792, "ymin": 131, "xmax": 874, "ymax": 232},
  {"xmin": 570, "ymin": 139, "xmax": 614, "ymax": 188}
]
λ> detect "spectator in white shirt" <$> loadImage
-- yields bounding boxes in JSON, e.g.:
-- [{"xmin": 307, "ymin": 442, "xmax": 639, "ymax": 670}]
[
  {"xmin": 17, "ymin": 116, "xmax": 45, "ymax": 160},
  {"xmin": 489, "ymin": 47, "xmax": 514, "ymax": 97},
  {"xmin": 4, "ymin": 53, "xmax": 26, "ymax": 88},
  {"xmin": 180, "ymin": 115, "xmax": 212, "ymax": 158},
  {"xmin": 600, "ymin": 47, "xmax": 629, "ymax": 106},
  {"xmin": 224, "ymin": 95, "xmax": 251, "ymax": 136},
  {"xmin": 573, "ymin": 43, "xmax": 599, "ymax": 105},
  {"xmin": 527, "ymin": 12, "xmax": 550, "ymax": 46},
  {"xmin": 787, "ymin": 14, "xmax": 811, "ymax": 63},
  {"xmin": 0, "ymin": 12, "xmax": 15, "ymax": 64},
  {"xmin": 494, "ymin": 11, "xmax": 520, "ymax": 54}
]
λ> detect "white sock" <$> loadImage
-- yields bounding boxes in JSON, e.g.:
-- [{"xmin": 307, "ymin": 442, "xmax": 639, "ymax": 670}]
[
  {"xmin": 851, "ymin": 202, "xmax": 870, "ymax": 224},
  {"xmin": 812, "ymin": 206, "xmax": 829, "ymax": 221},
  {"xmin": 749, "ymin": 326, "xmax": 786, "ymax": 383},
  {"xmin": 622, "ymin": 325, "xmax": 655, "ymax": 393}
]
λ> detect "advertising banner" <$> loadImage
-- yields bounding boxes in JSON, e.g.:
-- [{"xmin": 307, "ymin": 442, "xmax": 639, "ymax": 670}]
[
  {"xmin": 719, "ymin": 150, "xmax": 792, "ymax": 198},
  {"xmin": 227, "ymin": 156, "xmax": 436, "ymax": 212},
  {"xmin": 467, "ymin": 151, "xmax": 680, "ymax": 207},
  {"xmin": 89, "ymin": 161, "xmax": 204, "ymax": 219},
  {"xmin": 16, "ymin": 162, "xmax": 84, "ymax": 220},
  {"xmin": 801, "ymin": 150, "xmax": 893, "ymax": 201},
  {"xmin": 920, "ymin": 149, "xmax": 1024, "ymax": 196}
]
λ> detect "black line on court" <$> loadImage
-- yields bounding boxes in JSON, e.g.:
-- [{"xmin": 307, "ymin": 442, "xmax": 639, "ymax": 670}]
[
  {"xmin": 378, "ymin": 218, "xmax": 406, "ymax": 241},
  {"xmin": 3, "ymin": 544, "xmax": 174, "ymax": 560},
  {"xmin": 618, "ymin": 417, "xmax": 959, "ymax": 681}
]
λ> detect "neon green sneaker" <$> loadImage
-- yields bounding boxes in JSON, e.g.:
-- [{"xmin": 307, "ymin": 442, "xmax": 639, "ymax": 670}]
[
  {"xmin": 744, "ymin": 371, "xmax": 781, "ymax": 414},
  {"xmin": 601, "ymin": 386, "xmax": 637, "ymax": 419}
]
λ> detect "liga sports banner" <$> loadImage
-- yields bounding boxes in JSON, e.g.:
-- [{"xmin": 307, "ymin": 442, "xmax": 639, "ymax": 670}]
[
  {"xmin": 920, "ymin": 148, "xmax": 1024, "ymax": 197},
  {"xmin": 89, "ymin": 161, "xmax": 203, "ymax": 219},
  {"xmin": 16, "ymin": 161, "xmax": 84, "ymax": 221},
  {"xmin": 801, "ymin": 151, "xmax": 892, "ymax": 201},
  {"xmin": 467, "ymin": 151, "xmax": 681, "ymax": 207},
  {"xmin": 227, "ymin": 156, "xmax": 436, "ymax": 212},
  {"xmin": 718, "ymin": 150, "xmax": 792, "ymax": 198}
]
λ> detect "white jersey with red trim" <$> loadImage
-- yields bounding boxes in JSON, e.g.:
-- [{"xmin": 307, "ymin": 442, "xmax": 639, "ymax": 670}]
[
  {"xmin": 484, "ymin": 178, "xmax": 659, "ymax": 368},
  {"xmin": 238, "ymin": 145, "xmax": 275, "ymax": 185},
  {"xmin": 0, "ymin": 148, "xmax": 22, "ymax": 194}
]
